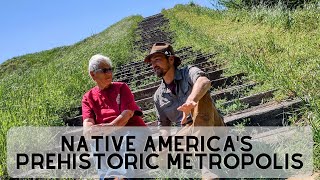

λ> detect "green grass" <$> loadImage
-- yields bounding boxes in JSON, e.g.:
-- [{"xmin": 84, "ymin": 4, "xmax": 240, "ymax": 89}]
[
  {"xmin": 0, "ymin": 15, "xmax": 143, "ymax": 177},
  {"xmin": 163, "ymin": 3, "xmax": 320, "ymax": 170}
]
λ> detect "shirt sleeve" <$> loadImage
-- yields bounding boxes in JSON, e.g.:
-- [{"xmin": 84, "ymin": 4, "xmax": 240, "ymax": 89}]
[
  {"xmin": 82, "ymin": 94, "xmax": 95, "ymax": 121},
  {"xmin": 187, "ymin": 65, "xmax": 206, "ymax": 86},
  {"xmin": 119, "ymin": 83, "xmax": 142, "ymax": 113}
]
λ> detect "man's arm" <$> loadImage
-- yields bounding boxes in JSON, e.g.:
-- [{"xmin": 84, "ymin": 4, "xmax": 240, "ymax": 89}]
[
  {"xmin": 186, "ymin": 76, "xmax": 211, "ymax": 103},
  {"xmin": 178, "ymin": 74, "xmax": 211, "ymax": 125},
  {"xmin": 108, "ymin": 110, "xmax": 134, "ymax": 126},
  {"xmin": 83, "ymin": 118, "xmax": 100, "ymax": 138},
  {"xmin": 82, "ymin": 94, "xmax": 102, "ymax": 138},
  {"xmin": 83, "ymin": 110, "xmax": 133, "ymax": 138}
]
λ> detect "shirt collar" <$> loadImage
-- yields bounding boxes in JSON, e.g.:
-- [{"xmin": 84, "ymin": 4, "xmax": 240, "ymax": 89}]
[
  {"xmin": 160, "ymin": 68, "xmax": 182, "ymax": 93},
  {"xmin": 161, "ymin": 68, "xmax": 182, "ymax": 82},
  {"xmin": 174, "ymin": 68, "xmax": 182, "ymax": 81}
]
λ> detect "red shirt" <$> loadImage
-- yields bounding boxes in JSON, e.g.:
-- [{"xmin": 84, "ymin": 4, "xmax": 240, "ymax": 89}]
[{"xmin": 82, "ymin": 82, "xmax": 146, "ymax": 126}]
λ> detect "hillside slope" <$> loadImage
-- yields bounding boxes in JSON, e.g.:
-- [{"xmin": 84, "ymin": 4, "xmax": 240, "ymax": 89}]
[
  {"xmin": 163, "ymin": 4, "xmax": 319, "ymax": 170},
  {"xmin": 0, "ymin": 15, "xmax": 143, "ymax": 176}
]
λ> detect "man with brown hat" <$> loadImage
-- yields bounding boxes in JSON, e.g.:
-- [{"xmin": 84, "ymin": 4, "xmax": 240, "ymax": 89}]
[
  {"xmin": 144, "ymin": 42, "xmax": 225, "ymax": 127},
  {"xmin": 145, "ymin": 42, "xmax": 226, "ymax": 179}
]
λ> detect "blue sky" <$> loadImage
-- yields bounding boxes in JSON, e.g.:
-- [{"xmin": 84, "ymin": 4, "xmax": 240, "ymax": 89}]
[{"xmin": 0, "ymin": 0, "xmax": 216, "ymax": 64}]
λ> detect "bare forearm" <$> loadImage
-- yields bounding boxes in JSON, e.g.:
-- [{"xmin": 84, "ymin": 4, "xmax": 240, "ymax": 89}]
[
  {"xmin": 187, "ymin": 76, "xmax": 211, "ymax": 102},
  {"xmin": 110, "ymin": 110, "xmax": 134, "ymax": 126},
  {"xmin": 83, "ymin": 118, "xmax": 101, "ymax": 137},
  {"xmin": 82, "ymin": 111, "xmax": 132, "ymax": 138}
]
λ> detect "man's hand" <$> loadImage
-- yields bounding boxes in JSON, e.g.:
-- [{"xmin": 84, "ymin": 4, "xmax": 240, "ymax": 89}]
[{"xmin": 177, "ymin": 100, "xmax": 197, "ymax": 125}]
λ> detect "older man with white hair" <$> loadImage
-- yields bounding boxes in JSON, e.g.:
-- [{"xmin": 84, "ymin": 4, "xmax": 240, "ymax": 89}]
[{"xmin": 82, "ymin": 54, "xmax": 147, "ymax": 179}]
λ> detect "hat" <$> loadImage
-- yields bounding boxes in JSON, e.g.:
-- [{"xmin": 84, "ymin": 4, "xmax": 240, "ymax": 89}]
[{"xmin": 144, "ymin": 42, "xmax": 181, "ymax": 66}]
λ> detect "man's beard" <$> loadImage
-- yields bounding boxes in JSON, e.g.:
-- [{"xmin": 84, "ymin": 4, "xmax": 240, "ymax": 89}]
[{"xmin": 155, "ymin": 68, "xmax": 166, "ymax": 77}]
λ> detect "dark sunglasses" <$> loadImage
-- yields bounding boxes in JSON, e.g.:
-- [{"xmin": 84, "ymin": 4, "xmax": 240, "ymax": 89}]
[{"xmin": 95, "ymin": 67, "xmax": 113, "ymax": 73}]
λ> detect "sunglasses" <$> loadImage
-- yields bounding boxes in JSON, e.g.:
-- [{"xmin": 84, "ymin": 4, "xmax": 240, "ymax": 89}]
[{"xmin": 95, "ymin": 67, "xmax": 113, "ymax": 73}]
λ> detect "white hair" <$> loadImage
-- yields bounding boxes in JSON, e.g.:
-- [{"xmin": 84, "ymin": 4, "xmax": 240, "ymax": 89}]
[{"xmin": 88, "ymin": 54, "xmax": 113, "ymax": 75}]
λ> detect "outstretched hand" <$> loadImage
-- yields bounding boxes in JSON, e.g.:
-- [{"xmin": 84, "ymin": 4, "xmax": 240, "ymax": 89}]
[{"xmin": 177, "ymin": 100, "xmax": 197, "ymax": 125}]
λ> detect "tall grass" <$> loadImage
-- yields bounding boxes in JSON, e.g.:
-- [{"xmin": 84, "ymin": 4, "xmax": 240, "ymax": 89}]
[
  {"xmin": 0, "ymin": 15, "xmax": 143, "ymax": 177},
  {"xmin": 163, "ymin": 4, "xmax": 320, "ymax": 170}
]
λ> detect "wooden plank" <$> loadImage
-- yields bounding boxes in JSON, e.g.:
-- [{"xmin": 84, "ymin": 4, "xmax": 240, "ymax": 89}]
[{"xmin": 224, "ymin": 98, "xmax": 302, "ymax": 126}]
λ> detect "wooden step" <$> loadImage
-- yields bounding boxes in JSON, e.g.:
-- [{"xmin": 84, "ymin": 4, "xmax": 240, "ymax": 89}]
[
  {"xmin": 125, "ymin": 62, "xmax": 222, "ymax": 86},
  {"xmin": 115, "ymin": 55, "xmax": 218, "ymax": 80},
  {"xmin": 137, "ymin": 82, "xmax": 257, "ymax": 112},
  {"xmin": 132, "ymin": 68, "xmax": 226, "ymax": 100},
  {"xmin": 224, "ymin": 98, "xmax": 302, "ymax": 126},
  {"xmin": 63, "ymin": 115, "xmax": 82, "ymax": 126},
  {"xmin": 212, "ymin": 73, "xmax": 246, "ymax": 89},
  {"xmin": 144, "ymin": 98, "xmax": 302, "ymax": 127},
  {"xmin": 211, "ymin": 82, "xmax": 256, "ymax": 101},
  {"xmin": 220, "ymin": 89, "xmax": 276, "ymax": 109}
]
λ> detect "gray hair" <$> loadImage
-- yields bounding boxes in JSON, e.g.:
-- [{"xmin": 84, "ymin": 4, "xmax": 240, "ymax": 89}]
[{"xmin": 88, "ymin": 54, "xmax": 112, "ymax": 75}]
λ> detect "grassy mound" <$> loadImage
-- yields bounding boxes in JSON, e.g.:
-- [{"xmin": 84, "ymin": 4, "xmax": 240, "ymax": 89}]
[
  {"xmin": 163, "ymin": 4, "xmax": 319, "ymax": 169},
  {"xmin": 0, "ymin": 15, "xmax": 143, "ymax": 176}
]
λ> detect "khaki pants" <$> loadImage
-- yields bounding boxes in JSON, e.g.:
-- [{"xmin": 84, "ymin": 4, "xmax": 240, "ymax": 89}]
[
  {"xmin": 177, "ymin": 92, "xmax": 225, "ymax": 179},
  {"xmin": 191, "ymin": 92, "xmax": 225, "ymax": 127}
]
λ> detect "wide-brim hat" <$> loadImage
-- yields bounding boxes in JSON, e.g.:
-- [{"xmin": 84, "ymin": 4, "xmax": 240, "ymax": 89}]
[{"xmin": 144, "ymin": 42, "xmax": 181, "ymax": 66}]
